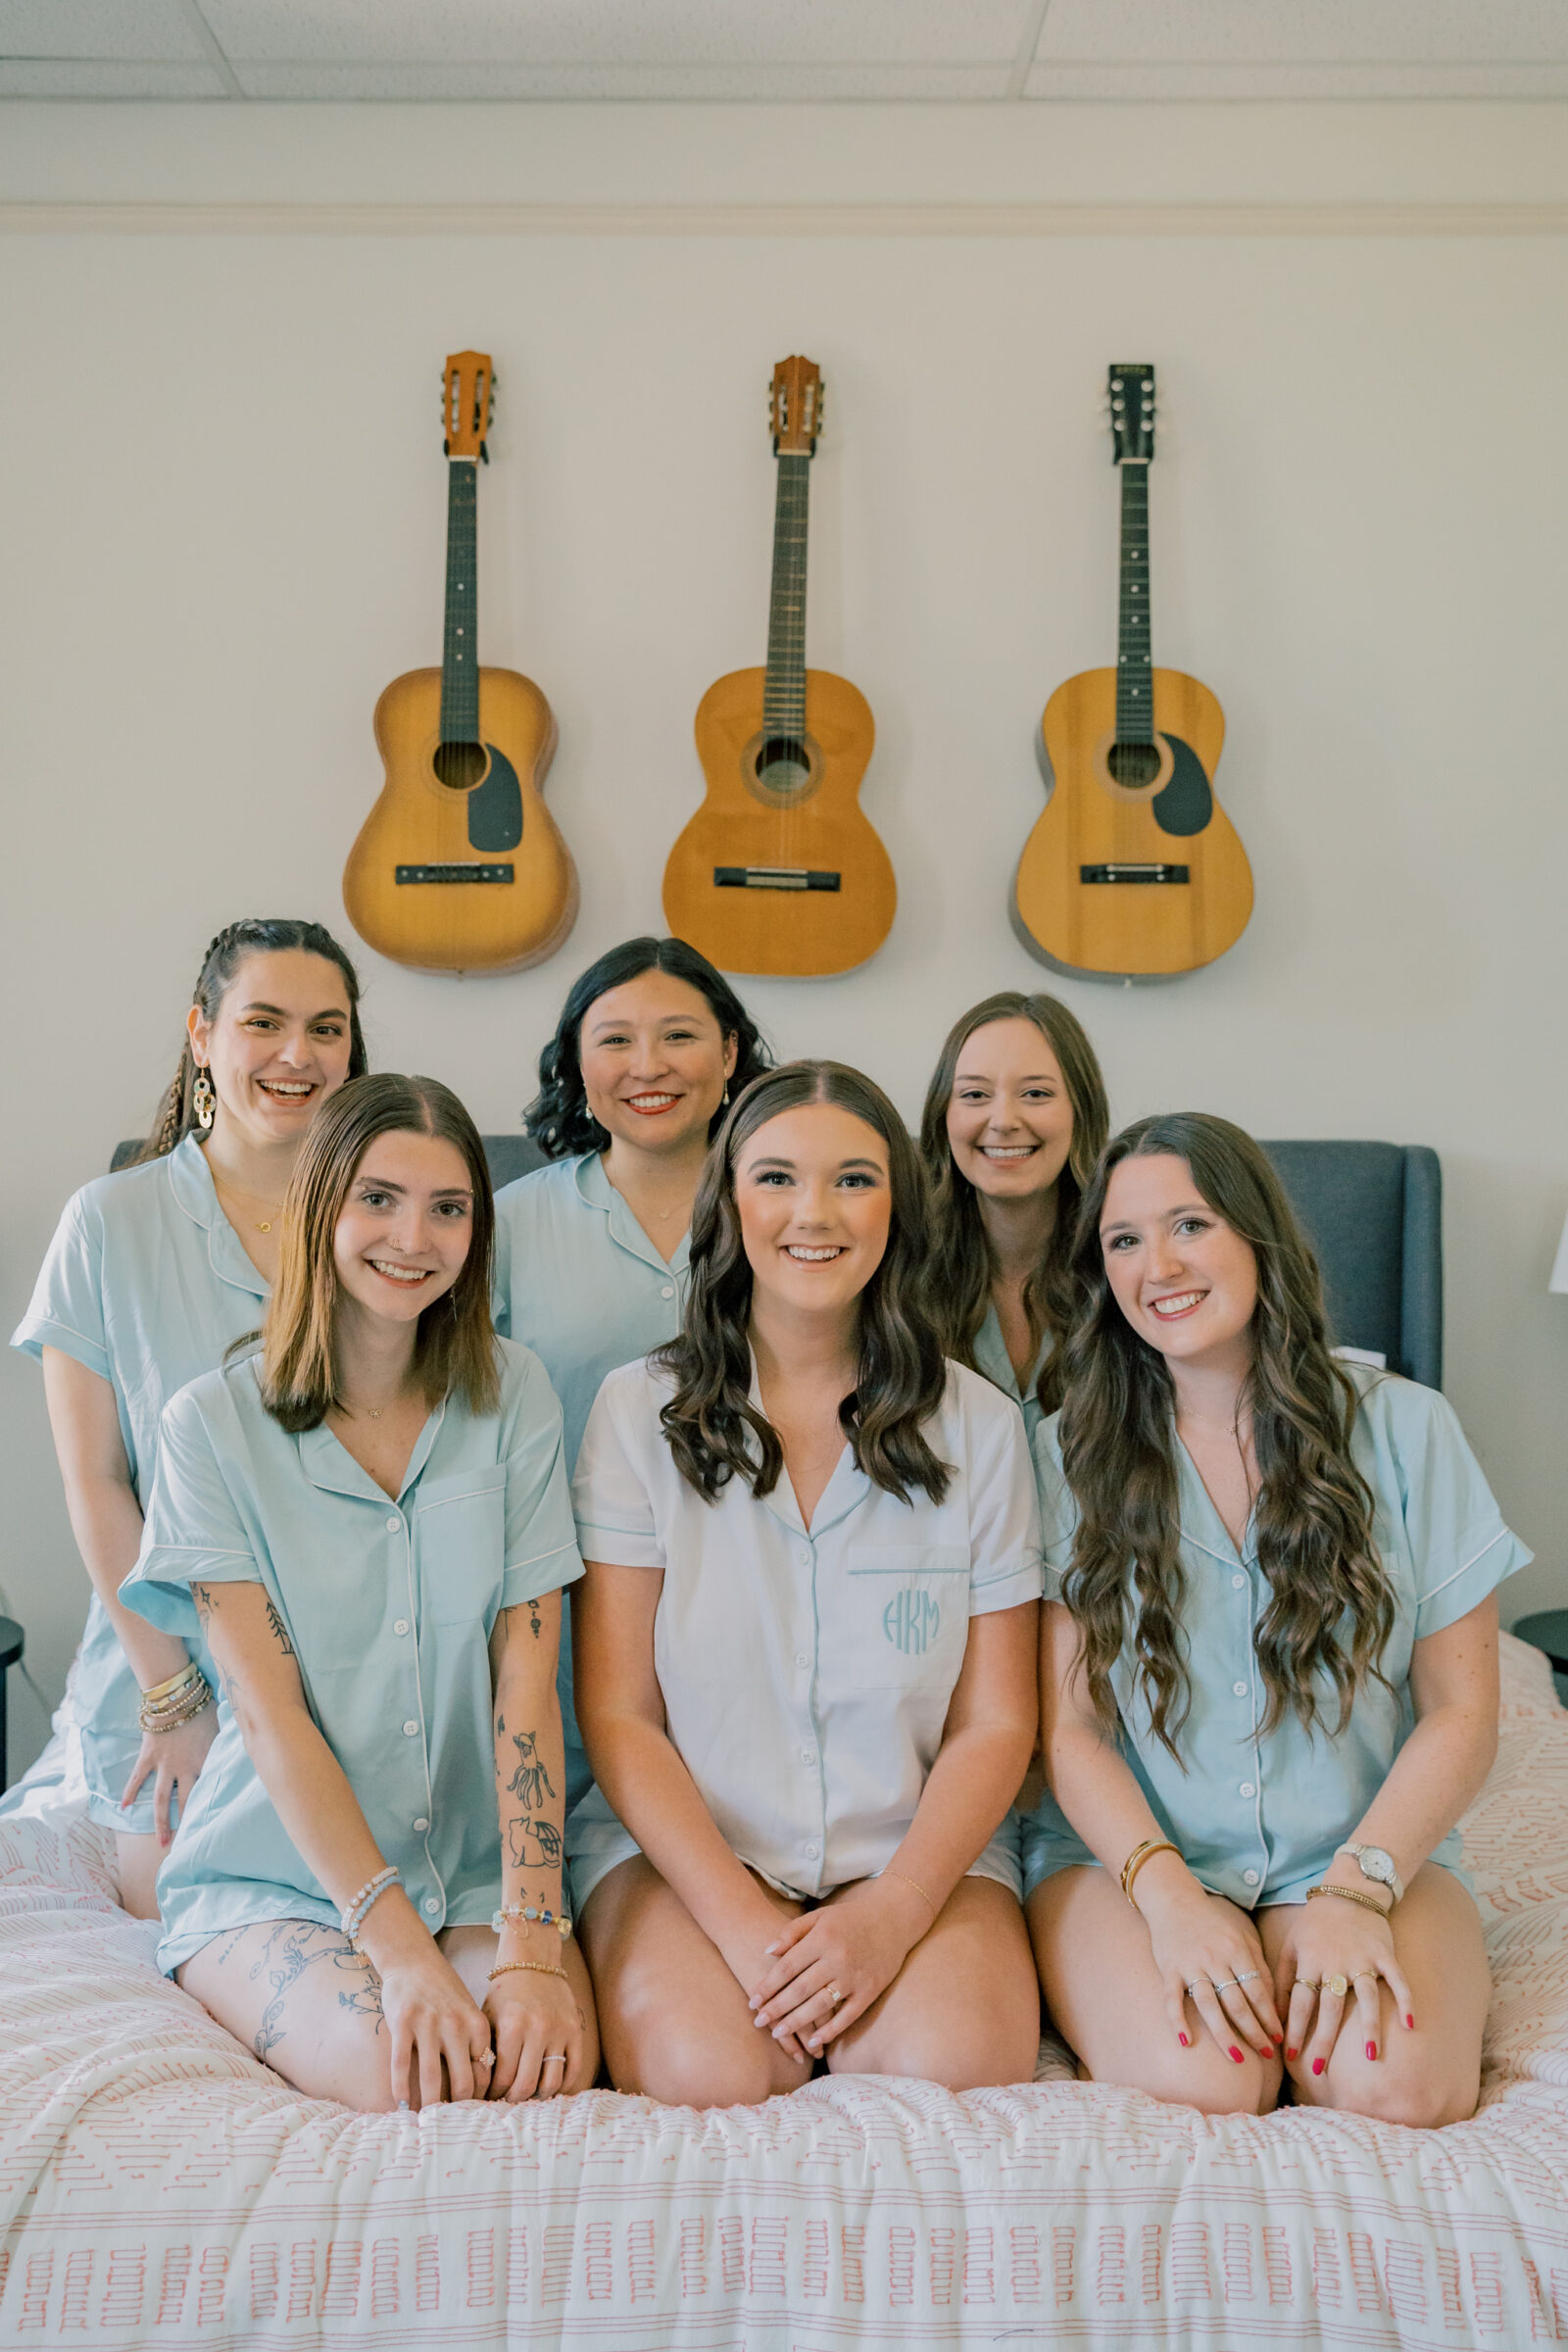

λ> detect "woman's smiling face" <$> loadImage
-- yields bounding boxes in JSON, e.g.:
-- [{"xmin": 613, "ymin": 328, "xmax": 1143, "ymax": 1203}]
[
  {"xmin": 331, "ymin": 1130, "xmax": 474, "ymax": 1330},
  {"xmin": 734, "ymin": 1101, "xmax": 892, "ymax": 1322},
  {"xmin": 945, "ymin": 1016, "xmax": 1074, "ymax": 1203},
  {"xmin": 1100, "ymin": 1151, "xmax": 1259, "ymax": 1368},
  {"xmin": 577, "ymin": 969, "xmax": 737, "ymax": 1156}
]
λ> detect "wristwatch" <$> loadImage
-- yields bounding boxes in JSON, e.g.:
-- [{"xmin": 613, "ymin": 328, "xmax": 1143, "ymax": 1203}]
[{"xmin": 1335, "ymin": 1842, "xmax": 1403, "ymax": 1905}]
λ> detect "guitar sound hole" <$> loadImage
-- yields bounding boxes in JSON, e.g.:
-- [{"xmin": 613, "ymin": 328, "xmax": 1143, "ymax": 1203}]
[
  {"xmin": 755, "ymin": 735, "xmax": 811, "ymax": 796},
  {"xmin": 433, "ymin": 740, "xmax": 486, "ymax": 791},
  {"xmin": 1106, "ymin": 741, "xmax": 1162, "ymax": 790}
]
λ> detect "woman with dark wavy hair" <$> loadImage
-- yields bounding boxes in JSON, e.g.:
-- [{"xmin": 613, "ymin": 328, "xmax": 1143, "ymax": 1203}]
[
  {"xmin": 492, "ymin": 936, "xmax": 770, "ymax": 1819},
  {"xmin": 1022, "ymin": 1113, "xmax": 1528, "ymax": 2127},
  {"xmin": 918, "ymin": 991, "xmax": 1107, "ymax": 1437},
  {"xmin": 10, "ymin": 917, "xmax": 365, "ymax": 1917},
  {"xmin": 568, "ymin": 1061, "xmax": 1043, "ymax": 2107}
]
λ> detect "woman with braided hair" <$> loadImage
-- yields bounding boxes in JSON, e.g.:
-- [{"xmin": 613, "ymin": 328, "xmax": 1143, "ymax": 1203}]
[{"xmin": 10, "ymin": 919, "xmax": 365, "ymax": 1916}]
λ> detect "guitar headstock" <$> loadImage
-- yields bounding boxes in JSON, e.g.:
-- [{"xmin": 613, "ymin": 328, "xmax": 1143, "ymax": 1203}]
[
  {"xmin": 443, "ymin": 350, "xmax": 495, "ymax": 461},
  {"xmin": 1107, "ymin": 364, "xmax": 1155, "ymax": 465},
  {"xmin": 769, "ymin": 356, "xmax": 823, "ymax": 457}
]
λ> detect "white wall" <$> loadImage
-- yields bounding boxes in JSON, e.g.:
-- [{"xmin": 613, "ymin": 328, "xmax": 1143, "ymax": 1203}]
[{"xmin": 2, "ymin": 101, "xmax": 1565, "ymax": 1775}]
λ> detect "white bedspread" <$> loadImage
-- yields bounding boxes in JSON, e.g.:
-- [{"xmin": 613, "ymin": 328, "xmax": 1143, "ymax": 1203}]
[{"xmin": 2, "ymin": 1632, "xmax": 1565, "ymax": 2348}]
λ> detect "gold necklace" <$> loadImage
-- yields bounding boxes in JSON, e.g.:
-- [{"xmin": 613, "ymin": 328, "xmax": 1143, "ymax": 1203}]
[{"xmin": 213, "ymin": 1171, "xmax": 286, "ymax": 1235}]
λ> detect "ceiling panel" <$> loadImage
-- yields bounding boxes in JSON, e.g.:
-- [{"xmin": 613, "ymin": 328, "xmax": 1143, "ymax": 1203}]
[
  {"xmin": 0, "ymin": 0, "xmax": 209, "ymax": 59},
  {"xmin": 234, "ymin": 59, "xmax": 1009, "ymax": 98},
  {"xmin": 202, "ymin": 0, "xmax": 1029, "ymax": 68},
  {"xmin": 0, "ymin": 57, "xmax": 223, "ymax": 93},
  {"xmin": 1033, "ymin": 0, "xmax": 1568, "ymax": 66}
]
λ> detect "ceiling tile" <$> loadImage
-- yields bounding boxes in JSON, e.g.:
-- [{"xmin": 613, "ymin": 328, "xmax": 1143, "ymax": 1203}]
[
  {"xmin": 0, "ymin": 0, "xmax": 211, "ymax": 60},
  {"xmin": 204, "ymin": 0, "xmax": 1028, "ymax": 67},
  {"xmin": 1032, "ymin": 0, "xmax": 1568, "ymax": 66},
  {"xmin": 234, "ymin": 58, "xmax": 1010, "ymax": 98},
  {"xmin": 1023, "ymin": 58, "xmax": 1568, "ymax": 96}
]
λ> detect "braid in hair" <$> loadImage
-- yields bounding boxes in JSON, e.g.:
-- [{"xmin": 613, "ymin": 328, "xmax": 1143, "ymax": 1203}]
[{"xmin": 129, "ymin": 918, "xmax": 369, "ymax": 1165}]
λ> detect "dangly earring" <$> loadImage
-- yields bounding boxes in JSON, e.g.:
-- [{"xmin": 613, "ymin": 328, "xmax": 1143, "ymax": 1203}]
[
  {"xmin": 191, "ymin": 1068, "xmax": 217, "ymax": 1131},
  {"xmin": 722, "ymin": 1078, "xmax": 731, "ymax": 1108}
]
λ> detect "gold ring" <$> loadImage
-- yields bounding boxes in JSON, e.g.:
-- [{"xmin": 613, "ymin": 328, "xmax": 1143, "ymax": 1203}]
[
  {"xmin": 475, "ymin": 2049, "xmax": 494, "ymax": 2066},
  {"xmin": 823, "ymin": 1982, "xmax": 844, "ymax": 2009},
  {"xmin": 1295, "ymin": 1978, "xmax": 1320, "ymax": 1993},
  {"xmin": 1323, "ymin": 1973, "xmax": 1350, "ymax": 2000}
]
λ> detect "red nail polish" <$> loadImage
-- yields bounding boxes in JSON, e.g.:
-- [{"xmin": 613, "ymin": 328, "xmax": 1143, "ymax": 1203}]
[
  {"xmin": 1229, "ymin": 2045, "xmax": 1244, "ymax": 2064},
  {"xmin": 1178, "ymin": 2033, "xmax": 1190, "ymax": 2047},
  {"xmin": 1366, "ymin": 2041, "xmax": 1378, "ymax": 2062},
  {"xmin": 1312, "ymin": 2057, "xmax": 1326, "ymax": 2076},
  {"xmin": 1285, "ymin": 2048, "xmax": 1298, "ymax": 2060},
  {"xmin": 1405, "ymin": 2014, "xmax": 1415, "ymax": 2030}
]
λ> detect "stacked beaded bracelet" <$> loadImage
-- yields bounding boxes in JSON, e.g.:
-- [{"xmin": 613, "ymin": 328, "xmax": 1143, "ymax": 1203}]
[
  {"xmin": 492, "ymin": 1902, "xmax": 573, "ymax": 1939},
  {"xmin": 137, "ymin": 1661, "xmax": 214, "ymax": 1736},
  {"xmin": 341, "ymin": 1866, "xmax": 402, "ymax": 1950}
]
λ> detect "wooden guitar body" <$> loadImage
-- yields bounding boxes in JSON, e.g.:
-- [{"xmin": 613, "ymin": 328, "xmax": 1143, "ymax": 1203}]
[
  {"xmin": 343, "ymin": 664, "xmax": 577, "ymax": 975},
  {"xmin": 663, "ymin": 664, "xmax": 893, "ymax": 977},
  {"xmin": 1012, "ymin": 664, "xmax": 1252, "ymax": 980}
]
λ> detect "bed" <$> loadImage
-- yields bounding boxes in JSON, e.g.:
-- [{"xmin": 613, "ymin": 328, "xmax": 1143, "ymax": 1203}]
[{"xmin": 1, "ymin": 1629, "xmax": 1565, "ymax": 2350}]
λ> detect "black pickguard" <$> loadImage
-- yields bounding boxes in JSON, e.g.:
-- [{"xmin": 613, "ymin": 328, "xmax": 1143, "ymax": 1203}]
[
  {"xmin": 466, "ymin": 746, "xmax": 523, "ymax": 853},
  {"xmin": 1151, "ymin": 734, "xmax": 1212, "ymax": 838}
]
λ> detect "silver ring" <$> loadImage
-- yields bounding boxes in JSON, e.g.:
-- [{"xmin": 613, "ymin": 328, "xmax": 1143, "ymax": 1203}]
[
  {"xmin": 1235, "ymin": 1970, "xmax": 1261, "ymax": 1984},
  {"xmin": 822, "ymin": 1981, "xmax": 844, "ymax": 2010},
  {"xmin": 475, "ymin": 2048, "xmax": 494, "ymax": 2066},
  {"xmin": 542, "ymin": 2052, "xmax": 567, "ymax": 2064},
  {"xmin": 1185, "ymin": 1979, "xmax": 1212, "ymax": 1996},
  {"xmin": 1210, "ymin": 1978, "xmax": 1241, "ymax": 1991}
]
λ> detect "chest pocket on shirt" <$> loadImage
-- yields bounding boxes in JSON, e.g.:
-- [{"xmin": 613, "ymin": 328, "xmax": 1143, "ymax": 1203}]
[
  {"xmin": 414, "ymin": 1467, "xmax": 506, "ymax": 1628},
  {"xmin": 844, "ymin": 1545, "xmax": 970, "ymax": 1688}
]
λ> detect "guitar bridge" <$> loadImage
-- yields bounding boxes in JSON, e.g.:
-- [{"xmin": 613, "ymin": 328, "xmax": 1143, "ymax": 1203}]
[
  {"xmin": 713, "ymin": 865, "xmax": 841, "ymax": 893},
  {"xmin": 1079, "ymin": 862, "xmax": 1190, "ymax": 885},
  {"xmin": 396, "ymin": 863, "xmax": 514, "ymax": 884}
]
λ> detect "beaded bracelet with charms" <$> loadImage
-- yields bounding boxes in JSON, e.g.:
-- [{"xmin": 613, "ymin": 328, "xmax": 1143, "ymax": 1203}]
[{"xmin": 492, "ymin": 1901, "xmax": 573, "ymax": 1940}]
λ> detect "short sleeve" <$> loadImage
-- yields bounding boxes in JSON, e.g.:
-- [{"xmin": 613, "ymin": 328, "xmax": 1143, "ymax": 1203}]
[
  {"xmin": 1030, "ymin": 1413, "xmax": 1081, "ymax": 1602},
  {"xmin": 121, "ymin": 1387, "xmax": 261, "ymax": 1633},
  {"xmin": 499, "ymin": 1350, "xmax": 583, "ymax": 1607},
  {"xmin": 572, "ymin": 1368, "xmax": 666, "ymax": 1570},
  {"xmin": 964, "ymin": 1388, "xmax": 1044, "ymax": 1617},
  {"xmin": 11, "ymin": 1191, "xmax": 111, "ymax": 1382},
  {"xmin": 1378, "ymin": 1383, "xmax": 1534, "ymax": 1641}
]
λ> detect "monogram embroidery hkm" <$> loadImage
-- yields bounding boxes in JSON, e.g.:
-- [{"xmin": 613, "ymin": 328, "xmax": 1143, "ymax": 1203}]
[{"xmin": 883, "ymin": 1587, "xmax": 941, "ymax": 1656}]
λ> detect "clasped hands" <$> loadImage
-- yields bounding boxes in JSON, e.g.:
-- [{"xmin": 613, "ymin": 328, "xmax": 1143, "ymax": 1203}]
[{"xmin": 743, "ymin": 1875, "xmax": 932, "ymax": 2060}]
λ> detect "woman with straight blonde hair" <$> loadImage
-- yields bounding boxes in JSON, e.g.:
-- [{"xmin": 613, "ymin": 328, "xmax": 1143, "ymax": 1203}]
[
  {"xmin": 122, "ymin": 1073, "xmax": 597, "ymax": 2112},
  {"xmin": 918, "ymin": 991, "xmax": 1108, "ymax": 1437}
]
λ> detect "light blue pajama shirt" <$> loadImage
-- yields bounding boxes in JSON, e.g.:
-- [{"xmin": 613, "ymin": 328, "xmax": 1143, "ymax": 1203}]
[
  {"xmin": 10, "ymin": 1136, "xmax": 264, "ymax": 1832},
  {"xmin": 567, "ymin": 1356, "xmax": 1044, "ymax": 1909},
  {"xmin": 1019, "ymin": 1364, "xmax": 1532, "ymax": 1907},
  {"xmin": 119, "ymin": 1340, "xmax": 583, "ymax": 1977},
  {"xmin": 971, "ymin": 1303, "xmax": 1052, "ymax": 1443},
  {"xmin": 493, "ymin": 1151, "xmax": 691, "ymax": 1812}
]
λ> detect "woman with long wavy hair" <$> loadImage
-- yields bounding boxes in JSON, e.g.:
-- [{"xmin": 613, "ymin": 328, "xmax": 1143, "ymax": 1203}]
[
  {"xmin": 570, "ymin": 1061, "xmax": 1043, "ymax": 2106},
  {"xmin": 121, "ymin": 1074, "xmax": 597, "ymax": 2113},
  {"xmin": 10, "ymin": 917, "xmax": 365, "ymax": 1917},
  {"xmin": 1023, "ymin": 1113, "xmax": 1528, "ymax": 2125},
  {"xmin": 918, "ymin": 991, "xmax": 1107, "ymax": 1436},
  {"xmin": 492, "ymin": 937, "xmax": 771, "ymax": 1822}
]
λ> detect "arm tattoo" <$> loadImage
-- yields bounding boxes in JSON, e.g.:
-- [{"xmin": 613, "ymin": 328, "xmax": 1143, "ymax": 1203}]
[
  {"xmin": 506, "ymin": 1731, "xmax": 556, "ymax": 1811},
  {"xmin": 507, "ymin": 1815, "xmax": 563, "ymax": 1870},
  {"xmin": 264, "ymin": 1599, "xmax": 295, "ymax": 1658},
  {"xmin": 528, "ymin": 1595, "xmax": 542, "ymax": 1639},
  {"xmin": 190, "ymin": 1582, "xmax": 215, "ymax": 1627}
]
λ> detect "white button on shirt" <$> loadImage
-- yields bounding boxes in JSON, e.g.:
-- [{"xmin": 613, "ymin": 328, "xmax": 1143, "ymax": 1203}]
[{"xmin": 567, "ymin": 1355, "xmax": 1043, "ymax": 1904}]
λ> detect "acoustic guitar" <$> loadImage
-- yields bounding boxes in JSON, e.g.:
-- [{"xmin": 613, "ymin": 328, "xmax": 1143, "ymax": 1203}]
[
  {"xmin": 662, "ymin": 356, "xmax": 894, "ymax": 977},
  {"xmin": 342, "ymin": 351, "xmax": 577, "ymax": 976},
  {"xmin": 1011, "ymin": 364, "xmax": 1252, "ymax": 981}
]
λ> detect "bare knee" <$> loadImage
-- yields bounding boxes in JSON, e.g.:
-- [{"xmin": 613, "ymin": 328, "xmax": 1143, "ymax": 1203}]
[
  {"xmin": 115, "ymin": 1834, "xmax": 162, "ymax": 1922},
  {"xmin": 619, "ymin": 2022, "xmax": 808, "ymax": 2109},
  {"xmin": 1107, "ymin": 2046, "xmax": 1280, "ymax": 2118},
  {"xmin": 1323, "ymin": 2061, "xmax": 1479, "ymax": 2130},
  {"xmin": 834, "ymin": 2006, "xmax": 1041, "ymax": 2092}
]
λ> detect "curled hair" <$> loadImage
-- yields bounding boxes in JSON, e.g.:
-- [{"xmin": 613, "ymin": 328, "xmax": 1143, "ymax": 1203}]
[
  {"xmin": 918, "ymin": 991, "xmax": 1108, "ymax": 1417},
  {"xmin": 1057, "ymin": 1112, "xmax": 1395, "ymax": 1758},
  {"xmin": 657, "ymin": 1061, "xmax": 951, "ymax": 1506},
  {"xmin": 523, "ymin": 936, "xmax": 771, "ymax": 1157},
  {"xmin": 256, "ymin": 1073, "xmax": 499, "ymax": 1434},
  {"xmin": 135, "ymin": 919, "xmax": 368, "ymax": 1163}
]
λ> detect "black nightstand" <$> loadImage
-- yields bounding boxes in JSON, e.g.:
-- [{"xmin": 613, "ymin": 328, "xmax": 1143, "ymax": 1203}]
[
  {"xmin": 0, "ymin": 1618, "xmax": 24, "ymax": 1793},
  {"xmin": 1512, "ymin": 1610, "xmax": 1568, "ymax": 1707}
]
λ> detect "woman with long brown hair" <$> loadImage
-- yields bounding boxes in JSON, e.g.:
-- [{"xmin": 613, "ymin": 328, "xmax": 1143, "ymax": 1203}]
[
  {"xmin": 1024, "ymin": 1113, "xmax": 1528, "ymax": 2125},
  {"xmin": 121, "ymin": 1075, "xmax": 597, "ymax": 2112},
  {"xmin": 917, "ymin": 991, "xmax": 1107, "ymax": 1437},
  {"xmin": 570, "ymin": 1061, "xmax": 1043, "ymax": 2107},
  {"xmin": 10, "ymin": 918, "xmax": 365, "ymax": 1916}
]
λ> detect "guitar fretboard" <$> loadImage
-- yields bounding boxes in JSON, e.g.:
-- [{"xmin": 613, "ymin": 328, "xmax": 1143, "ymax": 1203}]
[
  {"xmin": 440, "ymin": 459, "xmax": 480, "ymax": 745},
  {"xmin": 1115, "ymin": 461, "xmax": 1154, "ymax": 744},
  {"xmin": 762, "ymin": 453, "xmax": 810, "ymax": 739}
]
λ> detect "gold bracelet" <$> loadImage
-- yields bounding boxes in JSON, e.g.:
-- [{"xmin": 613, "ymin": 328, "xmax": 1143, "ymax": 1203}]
[
  {"xmin": 486, "ymin": 1959, "xmax": 568, "ymax": 1984},
  {"xmin": 141, "ymin": 1661, "xmax": 202, "ymax": 1704},
  {"xmin": 883, "ymin": 1868, "xmax": 939, "ymax": 1922},
  {"xmin": 138, "ymin": 1678, "xmax": 214, "ymax": 1735},
  {"xmin": 1305, "ymin": 1883, "xmax": 1392, "ymax": 1919},
  {"xmin": 1121, "ymin": 1838, "xmax": 1182, "ymax": 1906}
]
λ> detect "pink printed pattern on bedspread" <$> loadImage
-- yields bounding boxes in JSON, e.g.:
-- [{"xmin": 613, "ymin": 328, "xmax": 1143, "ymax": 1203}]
[{"xmin": 2, "ymin": 1635, "xmax": 1566, "ymax": 2348}]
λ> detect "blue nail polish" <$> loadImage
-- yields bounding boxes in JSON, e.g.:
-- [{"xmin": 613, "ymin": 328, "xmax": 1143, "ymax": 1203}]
[{"xmin": 397, "ymin": 2099, "xmax": 410, "ymax": 2113}]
